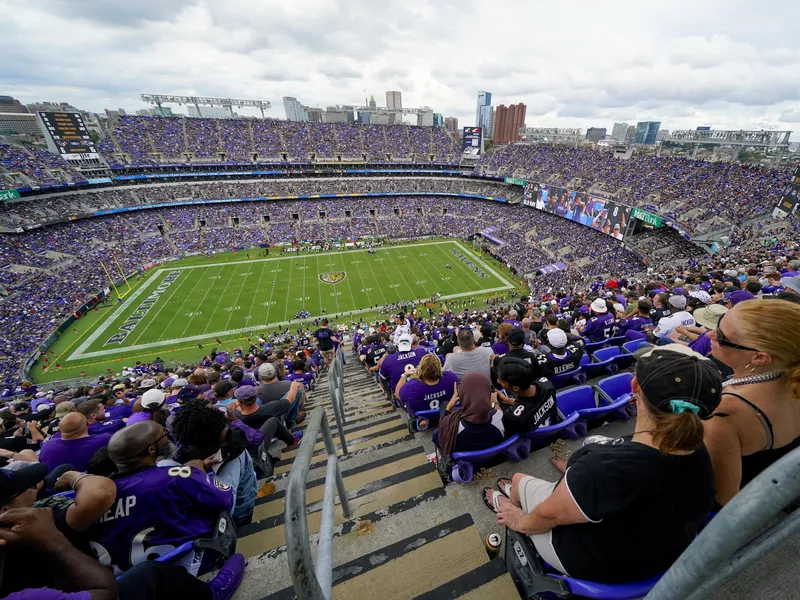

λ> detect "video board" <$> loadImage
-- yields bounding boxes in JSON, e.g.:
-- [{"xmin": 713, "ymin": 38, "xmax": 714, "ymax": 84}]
[
  {"xmin": 535, "ymin": 184, "xmax": 631, "ymax": 240},
  {"xmin": 38, "ymin": 111, "xmax": 99, "ymax": 160}
]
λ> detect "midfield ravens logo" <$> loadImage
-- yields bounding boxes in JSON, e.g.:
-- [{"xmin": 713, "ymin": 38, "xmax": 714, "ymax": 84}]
[{"xmin": 319, "ymin": 271, "xmax": 346, "ymax": 285}]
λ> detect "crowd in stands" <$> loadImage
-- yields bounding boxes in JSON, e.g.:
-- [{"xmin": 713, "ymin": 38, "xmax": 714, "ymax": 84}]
[
  {"xmin": 2, "ymin": 215, "xmax": 800, "ymax": 596},
  {"xmin": 477, "ymin": 145, "xmax": 791, "ymax": 236},
  {"xmin": 0, "ymin": 143, "xmax": 87, "ymax": 189},
  {"xmin": 98, "ymin": 116, "xmax": 460, "ymax": 165}
]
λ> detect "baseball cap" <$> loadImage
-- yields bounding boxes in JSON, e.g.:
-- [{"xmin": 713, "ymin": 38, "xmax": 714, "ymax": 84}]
[
  {"xmin": 668, "ymin": 295, "xmax": 687, "ymax": 310},
  {"xmin": 579, "ymin": 305, "xmax": 590, "ymax": 315},
  {"xmin": 258, "ymin": 363, "xmax": 277, "ymax": 380},
  {"xmin": 234, "ymin": 386, "xmax": 258, "ymax": 402},
  {"xmin": 161, "ymin": 377, "xmax": 175, "ymax": 389},
  {"xmin": 782, "ymin": 275, "xmax": 800, "ymax": 295},
  {"xmin": 55, "ymin": 401, "xmax": 75, "ymax": 417},
  {"xmin": 0, "ymin": 462, "xmax": 48, "ymax": 505},
  {"xmin": 141, "ymin": 389, "xmax": 166, "ymax": 411},
  {"xmin": 139, "ymin": 378, "xmax": 157, "ymax": 390},
  {"xmin": 689, "ymin": 290, "xmax": 712, "ymax": 305},
  {"xmin": 693, "ymin": 304, "xmax": 728, "ymax": 330},
  {"xmin": 112, "ymin": 383, "xmax": 126, "ymax": 392},
  {"xmin": 397, "ymin": 334, "xmax": 413, "ymax": 351},
  {"xmin": 590, "ymin": 298, "xmax": 608, "ymax": 313},
  {"xmin": 35, "ymin": 391, "xmax": 46, "ymax": 398},
  {"xmin": 635, "ymin": 346, "xmax": 722, "ymax": 418},
  {"xmin": 546, "ymin": 328, "xmax": 568, "ymax": 349},
  {"xmin": 727, "ymin": 290, "xmax": 755, "ymax": 306},
  {"xmin": 508, "ymin": 328, "xmax": 526, "ymax": 346},
  {"xmin": 171, "ymin": 378, "xmax": 188, "ymax": 389},
  {"xmin": 724, "ymin": 269, "xmax": 739, "ymax": 278}
]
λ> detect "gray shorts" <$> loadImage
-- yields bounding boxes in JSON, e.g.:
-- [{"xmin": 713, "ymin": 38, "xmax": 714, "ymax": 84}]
[{"xmin": 518, "ymin": 475, "xmax": 569, "ymax": 575}]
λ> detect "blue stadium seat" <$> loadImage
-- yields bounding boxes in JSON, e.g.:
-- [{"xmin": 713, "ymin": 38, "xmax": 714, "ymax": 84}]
[
  {"xmin": 557, "ymin": 385, "xmax": 626, "ymax": 433},
  {"xmin": 438, "ymin": 435, "xmax": 530, "ymax": 484},
  {"xmin": 550, "ymin": 366, "xmax": 586, "ymax": 390},
  {"xmin": 524, "ymin": 410, "xmax": 583, "ymax": 449},
  {"xmin": 583, "ymin": 339, "xmax": 608, "ymax": 354},
  {"xmin": 593, "ymin": 346, "xmax": 634, "ymax": 370},
  {"xmin": 622, "ymin": 340, "xmax": 652, "ymax": 355},
  {"xmin": 505, "ymin": 528, "xmax": 663, "ymax": 600},
  {"xmin": 579, "ymin": 353, "xmax": 619, "ymax": 379},
  {"xmin": 595, "ymin": 373, "xmax": 636, "ymax": 421}
]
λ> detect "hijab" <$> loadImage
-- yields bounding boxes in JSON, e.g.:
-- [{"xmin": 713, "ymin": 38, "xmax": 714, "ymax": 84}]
[{"xmin": 437, "ymin": 372, "xmax": 493, "ymax": 456}]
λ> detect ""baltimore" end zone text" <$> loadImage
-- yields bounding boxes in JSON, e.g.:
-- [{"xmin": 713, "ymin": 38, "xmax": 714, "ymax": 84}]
[
  {"xmin": 105, "ymin": 271, "xmax": 182, "ymax": 345},
  {"xmin": 450, "ymin": 248, "xmax": 488, "ymax": 278}
]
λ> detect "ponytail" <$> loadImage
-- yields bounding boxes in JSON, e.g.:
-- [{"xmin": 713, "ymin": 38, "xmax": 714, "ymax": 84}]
[
  {"xmin": 643, "ymin": 396, "xmax": 705, "ymax": 454},
  {"xmin": 788, "ymin": 363, "xmax": 800, "ymax": 400}
]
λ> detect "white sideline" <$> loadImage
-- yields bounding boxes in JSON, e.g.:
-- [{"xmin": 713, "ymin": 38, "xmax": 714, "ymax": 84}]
[{"xmin": 68, "ymin": 240, "xmax": 514, "ymax": 361}]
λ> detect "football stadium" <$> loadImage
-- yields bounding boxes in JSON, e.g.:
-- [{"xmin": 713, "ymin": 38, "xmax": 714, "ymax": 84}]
[{"xmin": 2, "ymin": 4, "xmax": 800, "ymax": 600}]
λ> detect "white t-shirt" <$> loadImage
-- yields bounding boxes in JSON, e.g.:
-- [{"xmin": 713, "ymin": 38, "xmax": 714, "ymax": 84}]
[{"xmin": 653, "ymin": 311, "xmax": 696, "ymax": 338}]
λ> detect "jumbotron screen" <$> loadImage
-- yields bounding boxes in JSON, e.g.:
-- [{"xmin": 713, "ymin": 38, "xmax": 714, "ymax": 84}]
[{"xmin": 38, "ymin": 111, "xmax": 99, "ymax": 160}]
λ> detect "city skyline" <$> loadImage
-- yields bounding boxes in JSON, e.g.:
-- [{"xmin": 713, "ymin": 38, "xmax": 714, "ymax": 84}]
[{"xmin": 2, "ymin": 1, "xmax": 799, "ymax": 139}]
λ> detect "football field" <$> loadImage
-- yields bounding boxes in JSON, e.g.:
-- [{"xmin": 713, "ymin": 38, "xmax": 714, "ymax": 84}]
[{"xmin": 33, "ymin": 240, "xmax": 516, "ymax": 382}]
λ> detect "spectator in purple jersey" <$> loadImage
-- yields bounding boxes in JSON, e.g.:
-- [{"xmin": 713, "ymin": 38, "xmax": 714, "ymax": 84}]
[
  {"xmin": 286, "ymin": 360, "xmax": 314, "ymax": 390},
  {"xmin": 38, "ymin": 413, "xmax": 113, "ymax": 473},
  {"xmin": 397, "ymin": 353, "xmax": 460, "ymax": 418},
  {"xmin": 78, "ymin": 400, "xmax": 126, "ymax": 436},
  {"xmin": 579, "ymin": 298, "xmax": 616, "ymax": 343},
  {"xmin": 492, "ymin": 323, "xmax": 514, "ymax": 355},
  {"xmin": 89, "ymin": 421, "xmax": 234, "ymax": 574},
  {"xmin": 615, "ymin": 300, "xmax": 653, "ymax": 337},
  {"xmin": 378, "ymin": 334, "xmax": 427, "ymax": 397}
]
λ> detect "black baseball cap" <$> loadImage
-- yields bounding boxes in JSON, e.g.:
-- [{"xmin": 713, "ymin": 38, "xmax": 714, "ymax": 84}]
[
  {"xmin": 635, "ymin": 346, "xmax": 722, "ymax": 418},
  {"xmin": 0, "ymin": 462, "xmax": 48, "ymax": 505},
  {"xmin": 508, "ymin": 328, "xmax": 526, "ymax": 346}
]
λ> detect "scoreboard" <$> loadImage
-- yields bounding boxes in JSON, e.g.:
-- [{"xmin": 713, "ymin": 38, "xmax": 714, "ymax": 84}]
[
  {"xmin": 772, "ymin": 165, "xmax": 800, "ymax": 219},
  {"xmin": 38, "ymin": 111, "xmax": 100, "ymax": 161}
]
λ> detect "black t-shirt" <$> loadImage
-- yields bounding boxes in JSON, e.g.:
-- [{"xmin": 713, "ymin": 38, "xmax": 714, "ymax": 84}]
[
  {"xmin": 476, "ymin": 336, "xmax": 494, "ymax": 349},
  {"xmin": 313, "ymin": 328, "xmax": 334, "ymax": 351},
  {"xmin": 536, "ymin": 343, "xmax": 585, "ymax": 378},
  {"xmin": 439, "ymin": 339, "xmax": 456, "ymax": 356},
  {"xmin": 501, "ymin": 377, "xmax": 557, "ymax": 435},
  {"xmin": 652, "ymin": 308, "xmax": 670, "ymax": 327},
  {"xmin": 493, "ymin": 349, "xmax": 546, "ymax": 387},
  {"xmin": 552, "ymin": 441, "xmax": 714, "ymax": 582},
  {"xmin": 529, "ymin": 321, "xmax": 544, "ymax": 334},
  {"xmin": 365, "ymin": 343, "xmax": 387, "ymax": 368},
  {"xmin": 236, "ymin": 402, "xmax": 291, "ymax": 429}
]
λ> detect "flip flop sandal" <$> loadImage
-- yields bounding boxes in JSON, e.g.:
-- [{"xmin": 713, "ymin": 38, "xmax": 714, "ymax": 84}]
[
  {"xmin": 496, "ymin": 478, "xmax": 513, "ymax": 498},
  {"xmin": 482, "ymin": 487, "xmax": 503, "ymax": 514}
]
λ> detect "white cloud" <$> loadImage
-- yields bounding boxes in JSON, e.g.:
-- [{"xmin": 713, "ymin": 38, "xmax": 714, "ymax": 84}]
[{"xmin": 2, "ymin": 0, "xmax": 800, "ymax": 137}]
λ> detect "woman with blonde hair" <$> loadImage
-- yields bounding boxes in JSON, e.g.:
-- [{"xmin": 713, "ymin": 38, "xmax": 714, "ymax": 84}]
[
  {"xmin": 704, "ymin": 298, "xmax": 800, "ymax": 506},
  {"xmin": 396, "ymin": 352, "xmax": 459, "ymax": 418}
]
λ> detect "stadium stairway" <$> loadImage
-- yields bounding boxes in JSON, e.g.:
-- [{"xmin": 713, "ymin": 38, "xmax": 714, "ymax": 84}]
[{"xmin": 234, "ymin": 355, "xmax": 519, "ymax": 600}]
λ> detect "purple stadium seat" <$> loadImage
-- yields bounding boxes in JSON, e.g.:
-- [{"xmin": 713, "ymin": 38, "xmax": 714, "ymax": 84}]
[
  {"xmin": 443, "ymin": 435, "xmax": 530, "ymax": 483},
  {"xmin": 622, "ymin": 339, "xmax": 653, "ymax": 355},
  {"xmin": 524, "ymin": 410, "xmax": 582, "ymax": 449},
  {"xmin": 550, "ymin": 366, "xmax": 586, "ymax": 390},
  {"xmin": 593, "ymin": 346, "xmax": 634, "ymax": 370},
  {"xmin": 557, "ymin": 385, "xmax": 627, "ymax": 432},
  {"xmin": 580, "ymin": 353, "xmax": 619, "ymax": 379}
]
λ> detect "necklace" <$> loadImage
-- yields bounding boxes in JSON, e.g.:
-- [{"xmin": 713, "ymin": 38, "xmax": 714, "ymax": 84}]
[{"xmin": 722, "ymin": 371, "xmax": 784, "ymax": 387}]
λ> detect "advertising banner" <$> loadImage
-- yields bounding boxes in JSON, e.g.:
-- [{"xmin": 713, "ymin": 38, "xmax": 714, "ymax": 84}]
[
  {"xmin": 504, "ymin": 176, "xmax": 527, "ymax": 186},
  {"xmin": 631, "ymin": 207, "xmax": 663, "ymax": 227},
  {"xmin": 461, "ymin": 127, "xmax": 482, "ymax": 156},
  {"xmin": 0, "ymin": 189, "xmax": 20, "ymax": 201}
]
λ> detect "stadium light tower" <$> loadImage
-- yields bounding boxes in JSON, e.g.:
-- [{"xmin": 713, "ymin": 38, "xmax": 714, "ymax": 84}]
[{"xmin": 140, "ymin": 94, "xmax": 272, "ymax": 118}]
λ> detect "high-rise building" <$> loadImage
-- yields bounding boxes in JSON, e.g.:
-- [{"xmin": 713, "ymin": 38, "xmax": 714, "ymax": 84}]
[
  {"xmin": 493, "ymin": 103, "xmax": 527, "ymax": 144},
  {"xmin": 305, "ymin": 107, "xmax": 323, "ymax": 123},
  {"xmin": 322, "ymin": 107, "xmax": 354, "ymax": 123},
  {"xmin": 433, "ymin": 113, "xmax": 444, "ymax": 127},
  {"xmin": 368, "ymin": 95, "xmax": 377, "ymax": 109},
  {"xmin": 444, "ymin": 117, "xmax": 459, "ymax": 134},
  {"xmin": 357, "ymin": 110, "xmax": 371, "ymax": 125},
  {"xmin": 611, "ymin": 122, "xmax": 629, "ymax": 142},
  {"xmin": 585, "ymin": 127, "xmax": 607, "ymax": 143},
  {"xmin": 625, "ymin": 125, "xmax": 636, "ymax": 145},
  {"xmin": 634, "ymin": 121, "xmax": 661, "ymax": 145},
  {"xmin": 283, "ymin": 97, "xmax": 308, "ymax": 122},
  {"xmin": 386, "ymin": 91, "xmax": 402, "ymax": 109},
  {"xmin": 0, "ymin": 95, "xmax": 28, "ymax": 114},
  {"xmin": 476, "ymin": 91, "xmax": 493, "ymax": 137},
  {"xmin": 656, "ymin": 129, "xmax": 670, "ymax": 142}
]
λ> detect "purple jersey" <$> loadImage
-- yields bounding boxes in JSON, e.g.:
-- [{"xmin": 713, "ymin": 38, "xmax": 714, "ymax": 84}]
[
  {"xmin": 38, "ymin": 433, "xmax": 113, "ymax": 473},
  {"xmin": 616, "ymin": 316, "xmax": 652, "ymax": 335},
  {"xmin": 399, "ymin": 371, "xmax": 459, "ymax": 414},
  {"xmin": 88, "ymin": 418, "xmax": 126, "ymax": 436},
  {"xmin": 582, "ymin": 313, "xmax": 616, "ymax": 342},
  {"xmin": 689, "ymin": 332, "xmax": 712, "ymax": 356},
  {"xmin": 286, "ymin": 371, "xmax": 313, "ymax": 388},
  {"xmin": 379, "ymin": 347, "xmax": 427, "ymax": 394},
  {"xmin": 88, "ymin": 466, "xmax": 233, "ymax": 574},
  {"xmin": 491, "ymin": 342, "xmax": 510, "ymax": 355},
  {"xmin": 106, "ymin": 404, "xmax": 133, "ymax": 419}
]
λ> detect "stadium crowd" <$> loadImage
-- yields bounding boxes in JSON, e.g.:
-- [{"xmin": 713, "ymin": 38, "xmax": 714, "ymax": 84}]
[{"xmin": 2, "ymin": 239, "xmax": 800, "ymax": 596}]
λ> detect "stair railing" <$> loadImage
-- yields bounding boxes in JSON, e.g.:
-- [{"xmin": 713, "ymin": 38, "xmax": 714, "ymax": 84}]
[
  {"xmin": 327, "ymin": 346, "xmax": 348, "ymax": 454},
  {"xmin": 285, "ymin": 406, "xmax": 352, "ymax": 600}
]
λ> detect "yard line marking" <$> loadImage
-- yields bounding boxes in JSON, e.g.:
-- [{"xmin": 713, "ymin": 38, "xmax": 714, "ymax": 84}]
[
  {"xmin": 71, "ymin": 284, "xmax": 516, "ymax": 359},
  {"xmin": 224, "ymin": 260, "xmax": 255, "ymax": 331},
  {"xmin": 198, "ymin": 263, "xmax": 241, "ymax": 337},
  {"xmin": 133, "ymin": 267, "xmax": 203, "ymax": 347},
  {"xmin": 243, "ymin": 260, "xmax": 268, "ymax": 328}
]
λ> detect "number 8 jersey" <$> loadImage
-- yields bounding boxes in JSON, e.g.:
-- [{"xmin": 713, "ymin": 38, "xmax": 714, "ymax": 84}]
[{"xmin": 88, "ymin": 465, "xmax": 234, "ymax": 574}]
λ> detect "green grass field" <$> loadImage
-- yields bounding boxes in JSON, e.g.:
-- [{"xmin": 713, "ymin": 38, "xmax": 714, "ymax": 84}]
[{"xmin": 32, "ymin": 239, "xmax": 519, "ymax": 383}]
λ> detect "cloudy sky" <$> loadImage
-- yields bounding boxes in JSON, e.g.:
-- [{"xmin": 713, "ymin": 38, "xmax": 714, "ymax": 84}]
[{"xmin": 4, "ymin": 0, "xmax": 800, "ymax": 136}]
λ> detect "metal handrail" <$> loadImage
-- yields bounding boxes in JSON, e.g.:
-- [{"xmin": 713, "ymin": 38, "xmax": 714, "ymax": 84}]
[
  {"xmin": 645, "ymin": 445, "xmax": 800, "ymax": 600},
  {"xmin": 285, "ymin": 406, "xmax": 352, "ymax": 600},
  {"xmin": 327, "ymin": 348, "xmax": 348, "ymax": 454}
]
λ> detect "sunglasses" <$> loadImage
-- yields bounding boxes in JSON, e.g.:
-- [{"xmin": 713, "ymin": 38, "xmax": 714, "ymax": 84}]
[{"xmin": 715, "ymin": 313, "xmax": 761, "ymax": 353}]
